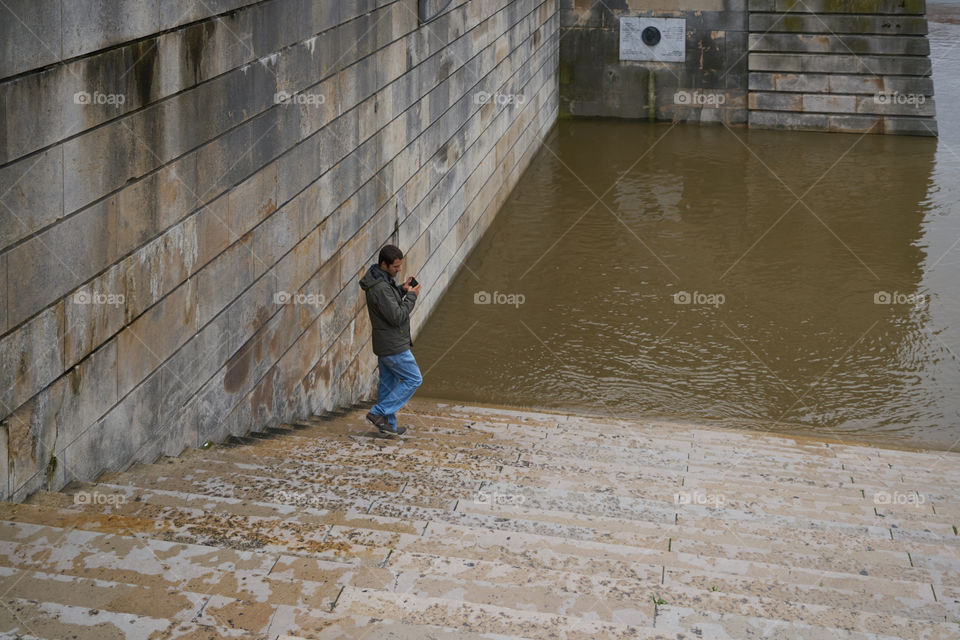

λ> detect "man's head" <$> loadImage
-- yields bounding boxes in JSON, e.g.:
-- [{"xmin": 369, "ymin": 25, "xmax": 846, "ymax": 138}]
[{"xmin": 378, "ymin": 244, "xmax": 403, "ymax": 278}]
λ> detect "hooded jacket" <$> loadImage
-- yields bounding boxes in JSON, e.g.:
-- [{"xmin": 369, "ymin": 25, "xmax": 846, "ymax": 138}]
[{"xmin": 359, "ymin": 264, "xmax": 418, "ymax": 356}]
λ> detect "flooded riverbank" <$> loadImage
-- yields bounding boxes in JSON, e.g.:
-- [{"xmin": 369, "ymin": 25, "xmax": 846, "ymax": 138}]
[{"xmin": 414, "ymin": 15, "xmax": 960, "ymax": 451}]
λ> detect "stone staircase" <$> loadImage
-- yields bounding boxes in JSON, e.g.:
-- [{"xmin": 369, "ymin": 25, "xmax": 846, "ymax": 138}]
[
  {"xmin": 748, "ymin": 0, "xmax": 937, "ymax": 135},
  {"xmin": 0, "ymin": 398, "xmax": 958, "ymax": 638}
]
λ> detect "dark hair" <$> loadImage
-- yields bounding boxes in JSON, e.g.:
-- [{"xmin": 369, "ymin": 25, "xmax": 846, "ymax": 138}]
[{"xmin": 378, "ymin": 244, "xmax": 403, "ymax": 266}]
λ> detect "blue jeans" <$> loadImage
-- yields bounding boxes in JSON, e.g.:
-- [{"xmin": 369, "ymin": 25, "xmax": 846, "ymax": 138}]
[{"xmin": 371, "ymin": 349, "xmax": 422, "ymax": 429}]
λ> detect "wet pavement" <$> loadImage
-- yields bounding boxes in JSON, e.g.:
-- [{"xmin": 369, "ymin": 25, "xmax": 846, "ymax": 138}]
[{"xmin": 1, "ymin": 399, "xmax": 958, "ymax": 638}]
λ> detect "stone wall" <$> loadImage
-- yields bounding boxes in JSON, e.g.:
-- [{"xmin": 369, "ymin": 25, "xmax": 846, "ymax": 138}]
[
  {"xmin": 559, "ymin": 0, "xmax": 936, "ymax": 134},
  {"xmin": 0, "ymin": 0, "xmax": 559, "ymax": 502},
  {"xmin": 559, "ymin": 0, "xmax": 749, "ymax": 124},
  {"xmin": 748, "ymin": 0, "xmax": 937, "ymax": 135}
]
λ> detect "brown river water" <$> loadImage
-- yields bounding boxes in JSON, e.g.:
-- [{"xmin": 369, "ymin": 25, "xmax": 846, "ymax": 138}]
[{"xmin": 413, "ymin": 17, "xmax": 960, "ymax": 451}]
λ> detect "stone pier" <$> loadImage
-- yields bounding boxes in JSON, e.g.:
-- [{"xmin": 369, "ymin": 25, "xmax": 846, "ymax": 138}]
[
  {"xmin": 748, "ymin": 0, "xmax": 938, "ymax": 135},
  {"xmin": 559, "ymin": 0, "xmax": 938, "ymax": 134}
]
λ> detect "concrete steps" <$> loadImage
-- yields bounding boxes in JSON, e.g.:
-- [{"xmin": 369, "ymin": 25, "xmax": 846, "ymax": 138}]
[{"xmin": 1, "ymin": 399, "xmax": 958, "ymax": 638}]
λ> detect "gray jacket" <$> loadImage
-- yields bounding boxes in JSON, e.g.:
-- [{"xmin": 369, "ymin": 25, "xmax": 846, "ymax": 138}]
[{"xmin": 359, "ymin": 264, "xmax": 417, "ymax": 356}]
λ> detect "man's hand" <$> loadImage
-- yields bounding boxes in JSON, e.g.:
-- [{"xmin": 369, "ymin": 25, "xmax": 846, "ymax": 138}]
[{"xmin": 402, "ymin": 277, "xmax": 422, "ymax": 296}]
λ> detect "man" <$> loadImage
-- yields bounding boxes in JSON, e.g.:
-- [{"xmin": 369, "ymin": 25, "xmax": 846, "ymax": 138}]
[{"xmin": 358, "ymin": 244, "xmax": 423, "ymax": 435}]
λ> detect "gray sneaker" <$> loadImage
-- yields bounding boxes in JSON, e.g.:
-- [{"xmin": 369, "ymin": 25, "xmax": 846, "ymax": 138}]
[
  {"xmin": 378, "ymin": 423, "xmax": 407, "ymax": 436},
  {"xmin": 366, "ymin": 412, "xmax": 388, "ymax": 430}
]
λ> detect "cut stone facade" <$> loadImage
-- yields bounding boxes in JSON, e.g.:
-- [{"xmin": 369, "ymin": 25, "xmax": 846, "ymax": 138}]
[
  {"xmin": 559, "ymin": 0, "xmax": 937, "ymax": 134},
  {"xmin": 0, "ymin": 0, "xmax": 559, "ymax": 502}
]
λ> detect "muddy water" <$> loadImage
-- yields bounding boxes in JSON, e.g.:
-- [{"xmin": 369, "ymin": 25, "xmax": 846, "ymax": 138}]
[{"xmin": 414, "ymin": 18, "xmax": 960, "ymax": 451}]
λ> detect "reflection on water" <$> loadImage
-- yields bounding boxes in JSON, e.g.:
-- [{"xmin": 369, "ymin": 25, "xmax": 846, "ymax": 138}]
[{"xmin": 414, "ymin": 19, "xmax": 960, "ymax": 451}]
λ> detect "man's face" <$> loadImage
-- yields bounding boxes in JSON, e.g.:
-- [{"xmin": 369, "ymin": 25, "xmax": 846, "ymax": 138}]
[{"xmin": 381, "ymin": 258, "xmax": 402, "ymax": 278}]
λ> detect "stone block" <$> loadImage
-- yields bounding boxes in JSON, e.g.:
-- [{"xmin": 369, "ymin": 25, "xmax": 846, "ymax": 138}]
[
  {"xmin": 230, "ymin": 161, "xmax": 279, "ymax": 241},
  {"xmin": 0, "ymin": 148, "xmax": 64, "ymax": 253},
  {"xmin": 114, "ymin": 154, "xmax": 201, "ymax": 257},
  {"xmin": 1, "ymin": 64, "xmax": 78, "ymax": 165},
  {"xmin": 68, "ymin": 368, "xmax": 163, "ymax": 483},
  {"xmin": 773, "ymin": 0, "xmax": 925, "ymax": 13},
  {"xmin": 827, "ymin": 114, "xmax": 883, "ymax": 134},
  {"xmin": 883, "ymin": 116, "xmax": 937, "ymax": 136},
  {"xmin": 276, "ymin": 229, "xmax": 320, "ymax": 302},
  {"xmin": 195, "ymin": 234, "xmax": 256, "ymax": 328},
  {"xmin": 0, "ymin": 302, "xmax": 63, "ymax": 421},
  {"xmin": 748, "ymin": 73, "xmax": 775, "ymax": 92},
  {"xmin": 272, "ymin": 323, "xmax": 321, "ymax": 419},
  {"xmin": 194, "ymin": 194, "xmax": 231, "ymax": 270},
  {"xmin": 0, "ymin": 419, "xmax": 7, "ymax": 500},
  {"xmin": 377, "ymin": 39, "xmax": 409, "ymax": 92},
  {"xmin": 318, "ymin": 198, "xmax": 344, "ymax": 261},
  {"xmin": 62, "ymin": 0, "xmax": 160, "ymax": 59},
  {"xmin": 0, "ymin": 0, "xmax": 62, "ymax": 79},
  {"xmin": 332, "ymin": 190, "xmax": 362, "ymax": 250},
  {"xmin": 294, "ymin": 75, "xmax": 341, "ymax": 142},
  {"xmin": 278, "ymin": 27, "xmax": 340, "ymax": 95},
  {"xmin": 337, "ymin": 8, "xmax": 381, "ymax": 69},
  {"xmin": 883, "ymin": 76, "xmax": 934, "ymax": 95},
  {"xmin": 304, "ymin": 344, "xmax": 335, "ymax": 415},
  {"xmin": 748, "ymin": 53, "xmax": 803, "ymax": 73},
  {"xmin": 157, "ymin": 0, "xmax": 256, "ymax": 30},
  {"xmin": 316, "ymin": 287, "xmax": 356, "ymax": 358},
  {"xmin": 193, "ymin": 372, "xmax": 233, "ymax": 446},
  {"xmin": 121, "ymin": 216, "xmax": 199, "ymax": 321},
  {"xmin": 358, "ymin": 95, "xmax": 380, "ymax": 145},
  {"xmin": 827, "ymin": 75, "xmax": 884, "ymax": 95},
  {"xmin": 837, "ymin": 34, "xmax": 929, "ymax": 56},
  {"xmin": 750, "ymin": 14, "xmax": 927, "ymax": 35},
  {"xmin": 222, "ymin": 297, "xmax": 283, "ymax": 402},
  {"xmin": 160, "ymin": 9, "xmax": 254, "ymax": 85},
  {"xmin": 389, "ymin": 0, "xmax": 420, "ymax": 41},
  {"xmin": 860, "ymin": 55, "xmax": 930, "ymax": 76},
  {"xmin": 748, "ymin": 34, "xmax": 929, "ymax": 57},
  {"xmin": 63, "ymin": 262, "xmax": 126, "ymax": 369},
  {"xmin": 251, "ymin": 204, "xmax": 301, "ymax": 281},
  {"xmin": 10, "ymin": 338, "xmax": 119, "ymax": 484},
  {"xmin": 725, "ymin": 106, "xmax": 749, "ymax": 124},
  {"xmin": 221, "ymin": 264, "xmax": 277, "ymax": 357},
  {"xmin": 159, "ymin": 314, "xmax": 238, "ymax": 433},
  {"xmin": 777, "ymin": 73, "xmax": 829, "ymax": 93},
  {"xmin": 802, "ymin": 93, "xmax": 857, "ymax": 114},
  {"xmin": 117, "ymin": 277, "xmax": 197, "ymax": 397},
  {"xmin": 248, "ymin": 0, "xmax": 312, "ymax": 60},
  {"xmin": 0, "ymin": 253, "xmax": 6, "ymax": 333},
  {"xmin": 159, "ymin": 398, "xmax": 196, "ymax": 457},
  {"xmin": 4, "ymin": 390, "xmax": 59, "ymax": 501},
  {"xmin": 340, "ymin": 55, "xmax": 379, "ymax": 114},
  {"xmin": 277, "ymin": 135, "xmax": 329, "ymax": 210},
  {"xmin": 749, "ymin": 110, "xmax": 829, "ymax": 131},
  {"xmin": 305, "ymin": 250, "xmax": 342, "ymax": 323},
  {"xmin": 62, "ymin": 119, "xmax": 158, "ymax": 217},
  {"xmin": 390, "ymin": 67, "xmax": 422, "ymax": 119},
  {"xmin": 309, "ymin": 0, "xmax": 341, "ymax": 35},
  {"xmin": 6, "ymin": 200, "xmax": 117, "ymax": 328},
  {"xmin": 195, "ymin": 109, "xmax": 283, "ymax": 203},
  {"xmin": 190, "ymin": 56, "xmax": 279, "ymax": 147},
  {"xmin": 857, "ymin": 94, "xmax": 935, "ymax": 117},
  {"xmin": 62, "ymin": 340, "xmax": 120, "ymax": 446}
]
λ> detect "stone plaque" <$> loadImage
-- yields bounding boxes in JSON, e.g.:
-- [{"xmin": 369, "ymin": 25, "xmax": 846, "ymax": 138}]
[{"xmin": 619, "ymin": 17, "xmax": 685, "ymax": 62}]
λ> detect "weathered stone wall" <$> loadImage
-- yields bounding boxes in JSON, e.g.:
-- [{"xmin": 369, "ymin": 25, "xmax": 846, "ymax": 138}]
[
  {"xmin": 559, "ymin": 0, "xmax": 936, "ymax": 134},
  {"xmin": 0, "ymin": 0, "xmax": 559, "ymax": 502},
  {"xmin": 559, "ymin": 0, "xmax": 749, "ymax": 124},
  {"xmin": 748, "ymin": 0, "xmax": 937, "ymax": 135}
]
